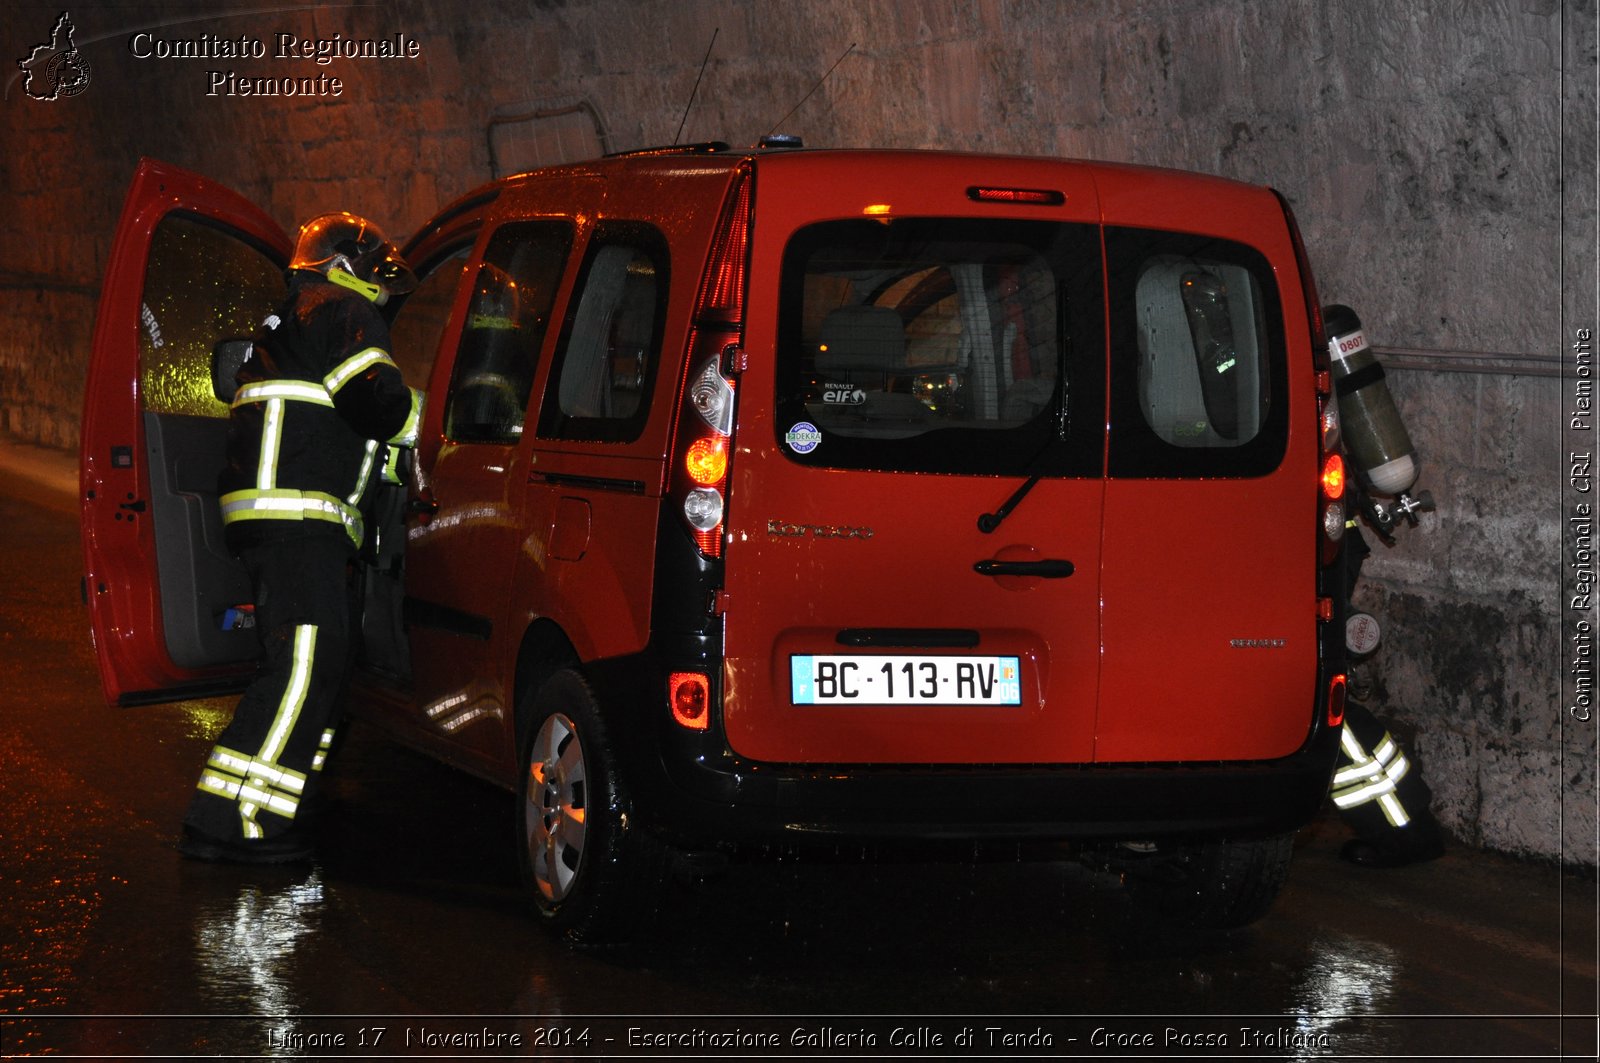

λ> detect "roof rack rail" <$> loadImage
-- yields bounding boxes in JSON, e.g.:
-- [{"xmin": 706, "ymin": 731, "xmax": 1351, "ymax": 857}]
[{"xmin": 605, "ymin": 141, "xmax": 732, "ymax": 159}]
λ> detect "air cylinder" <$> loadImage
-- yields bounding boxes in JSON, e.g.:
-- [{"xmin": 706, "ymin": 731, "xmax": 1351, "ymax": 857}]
[{"xmin": 1324, "ymin": 304, "xmax": 1418, "ymax": 496}]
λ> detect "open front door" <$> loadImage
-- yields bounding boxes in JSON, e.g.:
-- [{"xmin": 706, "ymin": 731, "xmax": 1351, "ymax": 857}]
[{"xmin": 80, "ymin": 158, "xmax": 291, "ymax": 706}]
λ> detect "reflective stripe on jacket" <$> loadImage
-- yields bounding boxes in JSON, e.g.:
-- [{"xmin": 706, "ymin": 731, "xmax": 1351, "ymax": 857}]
[{"xmin": 220, "ymin": 272, "xmax": 422, "ymax": 548}]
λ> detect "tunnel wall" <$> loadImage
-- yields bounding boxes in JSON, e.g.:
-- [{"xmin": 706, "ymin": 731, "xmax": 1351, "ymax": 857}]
[{"xmin": 2, "ymin": 0, "xmax": 1593, "ymax": 864}]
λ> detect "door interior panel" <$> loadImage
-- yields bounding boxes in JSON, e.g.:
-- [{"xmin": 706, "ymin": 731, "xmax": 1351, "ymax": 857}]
[{"xmin": 143, "ymin": 411, "xmax": 254, "ymax": 669}]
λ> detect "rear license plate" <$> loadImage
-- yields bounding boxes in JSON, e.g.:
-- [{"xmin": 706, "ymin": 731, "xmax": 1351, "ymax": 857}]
[{"xmin": 790, "ymin": 654, "xmax": 1022, "ymax": 706}]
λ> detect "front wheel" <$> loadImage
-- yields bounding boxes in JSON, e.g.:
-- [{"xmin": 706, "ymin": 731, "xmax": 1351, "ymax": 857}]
[
  {"xmin": 516, "ymin": 669, "xmax": 659, "ymax": 943},
  {"xmin": 1120, "ymin": 832, "xmax": 1296, "ymax": 930}
]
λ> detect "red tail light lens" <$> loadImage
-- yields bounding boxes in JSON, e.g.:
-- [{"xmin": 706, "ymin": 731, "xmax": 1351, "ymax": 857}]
[
  {"xmin": 1327, "ymin": 673, "xmax": 1347, "ymax": 728},
  {"xmin": 697, "ymin": 173, "xmax": 751, "ymax": 320},
  {"xmin": 669, "ymin": 672, "xmax": 711, "ymax": 731},
  {"xmin": 1319, "ymin": 450, "xmax": 1347, "ymax": 557},
  {"xmin": 1321, "ymin": 453, "xmax": 1346, "ymax": 500}
]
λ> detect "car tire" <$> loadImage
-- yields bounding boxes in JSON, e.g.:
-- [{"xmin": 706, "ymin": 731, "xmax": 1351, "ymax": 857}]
[
  {"xmin": 516, "ymin": 668, "xmax": 661, "ymax": 944},
  {"xmin": 1120, "ymin": 832, "xmax": 1295, "ymax": 930}
]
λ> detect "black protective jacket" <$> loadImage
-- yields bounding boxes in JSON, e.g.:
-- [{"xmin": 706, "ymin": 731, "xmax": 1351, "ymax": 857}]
[{"xmin": 219, "ymin": 270, "xmax": 422, "ymax": 551}]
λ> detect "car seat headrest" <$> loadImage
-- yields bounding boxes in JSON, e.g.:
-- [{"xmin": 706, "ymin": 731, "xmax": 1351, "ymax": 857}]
[{"xmin": 816, "ymin": 304, "xmax": 906, "ymax": 376}]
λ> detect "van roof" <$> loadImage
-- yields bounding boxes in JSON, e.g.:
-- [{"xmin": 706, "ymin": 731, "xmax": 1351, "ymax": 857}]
[{"xmin": 416, "ymin": 144, "xmax": 1281, "ymax": 251}]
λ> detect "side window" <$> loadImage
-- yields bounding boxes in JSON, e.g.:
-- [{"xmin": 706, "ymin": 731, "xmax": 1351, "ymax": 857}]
[
  {"xmin": 139, "ymin": 214, "xmax": 285, "ymax": 417},
  {"xmin": 537, "ymin": 222, "xmax": 669, "ymax": 443},
  {"xmin": 443, "ymin": 221, "xmax": 573, "ymax": 444},
  {"xmin": 387, "ymin": 243, "xmax": 472, "ymax": 387},
  {"xmin": 1106, "ymin": 228, "xmax": 1288, "ymax": 478}
]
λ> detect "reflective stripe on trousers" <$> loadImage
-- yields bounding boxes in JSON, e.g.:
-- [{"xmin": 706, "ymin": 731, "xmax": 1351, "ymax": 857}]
[
  {"xmin": 194, "ymin": 624, "xmax": 318, "ymax": 838},
  {"xmin": 1331, "ymin": 723, "xmax": 1412, "ymax": 828}
]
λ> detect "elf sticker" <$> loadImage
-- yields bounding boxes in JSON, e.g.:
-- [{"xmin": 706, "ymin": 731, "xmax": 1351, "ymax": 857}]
[{"xmin": 785, "ymin": 421, "xmax": 822, "ymax": 454}]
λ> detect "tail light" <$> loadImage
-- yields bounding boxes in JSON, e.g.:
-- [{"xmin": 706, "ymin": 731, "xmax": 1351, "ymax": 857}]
[
  {"xmin": 1327, "ymin": 673, "xmax": 1348, "ymax": 728},
  {"xmin": 678, "ymin": 358, "xmax": 736, "ymax": 556},
  {"xmin": 670, "ymin": 167, "xmax": 751, "ymax": 559},
  {"xmin": 1316, "ymin": 381, "xmax": 1347, "ymax": 563},
  {"xmin": 1278, "ymin": 191, "xmax": 1346, "ymax": 566},
  {"xmin": 669, "ymin": 672, "xmax": 711, "ymax": 731}
]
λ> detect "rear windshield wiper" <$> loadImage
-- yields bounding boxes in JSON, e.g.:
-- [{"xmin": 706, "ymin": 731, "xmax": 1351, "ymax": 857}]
[
  {"xmin": 977, "ymin": 397, "xmax": 1067, "ymax": 534},
  {"xmin": 977, "ymin": 472, "xmax": 1043, "ymax": 533}
]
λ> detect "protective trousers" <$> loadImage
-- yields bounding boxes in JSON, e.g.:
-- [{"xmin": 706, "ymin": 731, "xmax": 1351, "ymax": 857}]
[
  {"xmin": 183, "ymin": 530, "xmax": 352, "ymax": 844},
  {"xmin": 1331, "ymin": 700, "xmax": 1443, "ymax": 861}
]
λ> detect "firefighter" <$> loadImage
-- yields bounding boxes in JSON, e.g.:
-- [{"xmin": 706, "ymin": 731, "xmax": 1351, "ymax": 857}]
[
  {"xmin": 1332, "ymin": 524, "xmax": 1445, "ymax": 868},
  {"xmin": 178, "ymin": 212, "xmax": 422, "ymax": 864}
]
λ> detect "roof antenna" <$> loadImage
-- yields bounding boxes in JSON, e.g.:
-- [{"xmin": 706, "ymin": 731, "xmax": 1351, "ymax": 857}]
[
  {"xmin": 674, "ymin": 28, "xmax": 719, "ymax": 145},
  {"xmin": 764, "ymin": 42, "xmax": 856, "ymax": 139}
]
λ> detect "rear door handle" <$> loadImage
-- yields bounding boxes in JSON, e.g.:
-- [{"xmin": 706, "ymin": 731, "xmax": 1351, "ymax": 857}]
[{"xmin": 973, "ymin": 558, "xmax": 1074, "ymax": 578}]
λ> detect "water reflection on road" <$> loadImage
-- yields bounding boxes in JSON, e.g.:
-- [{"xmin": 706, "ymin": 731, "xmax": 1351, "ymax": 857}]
[
  {"xmin": 1288, "ymin": 933, "xmax": 1398, "ymax": 1055},
  {"xmin": 193, "ymin": 870, "xmax": 326, "ymax": 1024}
]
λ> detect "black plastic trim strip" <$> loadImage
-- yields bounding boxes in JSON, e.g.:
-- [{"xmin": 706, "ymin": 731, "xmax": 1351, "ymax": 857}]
[
  {"xmin": 538, "ymin": 472, "xmax": 648, "ymax": 495},
  {"xmin": 836, "ymin": 628, "xmax": 981, "ymax": 649},
  {"xmin": 973, "ymin": 559, "xmax": 1074, "ymax": 578},
  {"xmin": 117, "ymin": 677, "xmax": 249, "ymax": 707}
]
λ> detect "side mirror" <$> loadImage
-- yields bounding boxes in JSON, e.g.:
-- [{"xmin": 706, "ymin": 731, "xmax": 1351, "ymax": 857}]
[{"xmin": 211, "ymin": 338, "xmax": 254, "ymax": 404}]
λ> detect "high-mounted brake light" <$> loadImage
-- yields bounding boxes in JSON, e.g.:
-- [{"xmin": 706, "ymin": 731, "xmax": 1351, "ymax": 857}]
[{"xmin": 966, "ymin": 186, "xmax": 1066, "ymax": 206}]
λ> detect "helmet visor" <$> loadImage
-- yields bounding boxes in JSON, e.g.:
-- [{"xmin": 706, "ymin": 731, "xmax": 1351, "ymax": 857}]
[{"xmin": 369, "ymin": 247, "xmax": 417, "ymax": 295}]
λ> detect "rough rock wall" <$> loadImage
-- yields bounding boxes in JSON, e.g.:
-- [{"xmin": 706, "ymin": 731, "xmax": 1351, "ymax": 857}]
[{"xmin": 2, "ymin": 0, "xmax": 1592, "ymax": 862}]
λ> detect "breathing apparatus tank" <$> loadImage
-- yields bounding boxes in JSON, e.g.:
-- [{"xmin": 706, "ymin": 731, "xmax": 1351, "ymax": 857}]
[{"xmin": 1323, "ymin": 303, "xmax": 1431, "ymax": 538}]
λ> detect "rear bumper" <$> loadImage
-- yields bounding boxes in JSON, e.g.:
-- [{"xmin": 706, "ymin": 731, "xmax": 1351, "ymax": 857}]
[
  {"xmin": 665, "ymin": 744, "xmax": 1337, "ymax": 844},
  {"xmin": 588, "ymin": 656, "xmax": 1344, "ymax": 847}
]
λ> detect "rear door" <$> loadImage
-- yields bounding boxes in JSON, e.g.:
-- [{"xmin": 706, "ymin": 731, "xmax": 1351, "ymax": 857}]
[
  {"xmin": 81, "ymin": 158, "xmax": 291, "ymax": 705},
  {"xmin": 1095, "ymin": 176, "xmax": 1320, "ymax": 762},
  {"xmin": 723, "ymin": 155, "xmax": 1107, "ymax": 764}
]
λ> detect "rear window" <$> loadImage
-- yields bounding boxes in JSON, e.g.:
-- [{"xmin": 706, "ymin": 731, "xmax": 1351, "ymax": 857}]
[
  {"xmin": 774, "ymin": 218, "xmax": 1103, "ymax": 477},
  {"xmin": 1106, "ymin": 228, "xmax": 1288, "ymax": 477},
  {"xmin": 537, "ymin": 221, "xmax": 669, "ymax": 444}
]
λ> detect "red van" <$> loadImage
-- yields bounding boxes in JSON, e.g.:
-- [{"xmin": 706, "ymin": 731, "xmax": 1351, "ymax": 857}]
[{"xmin": 82, "ymin": 145, "xmax": 1349, "ymax": 940}]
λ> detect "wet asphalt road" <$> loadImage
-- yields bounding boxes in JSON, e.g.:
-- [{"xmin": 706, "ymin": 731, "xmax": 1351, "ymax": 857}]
[{"xmin": 1, "ymin": 477, "xmax": 1595, "ymax": 1060}]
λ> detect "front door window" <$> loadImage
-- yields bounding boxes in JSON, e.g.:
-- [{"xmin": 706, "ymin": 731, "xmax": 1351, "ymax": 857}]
[
  {"xmin": 442, "ymin": 221, "xmax": 573, "ymax": 444},
  {"xmin": 139, "ymin": 215, "xmax": 285, "ymax": 417}
]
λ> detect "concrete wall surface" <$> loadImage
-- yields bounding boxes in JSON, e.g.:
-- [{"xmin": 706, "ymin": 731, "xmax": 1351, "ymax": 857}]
[{"xmin": 2, "ymin": 0, "xmax": 1594, "ymax": 864}]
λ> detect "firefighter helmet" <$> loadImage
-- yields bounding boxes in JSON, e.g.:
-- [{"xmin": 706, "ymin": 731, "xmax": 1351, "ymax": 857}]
[{"xmin": 289, "ymin": 212, "xmax": 417, "ymax": 302}]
